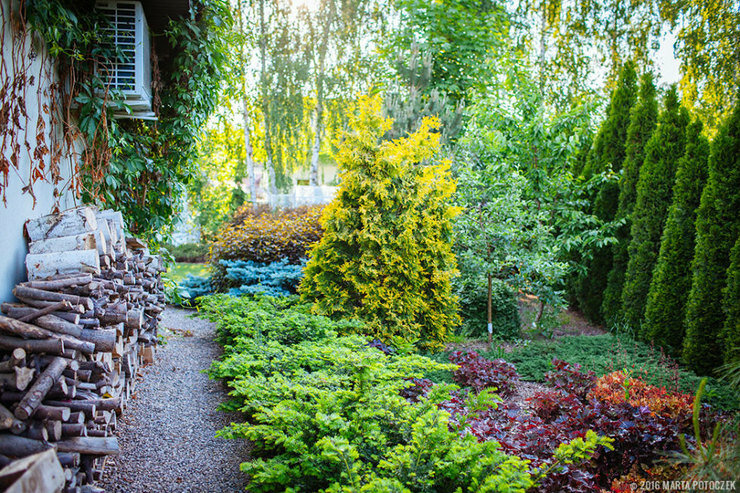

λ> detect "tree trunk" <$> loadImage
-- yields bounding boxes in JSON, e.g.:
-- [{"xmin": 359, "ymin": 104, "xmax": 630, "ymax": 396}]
[
  {"xmin": 487, "ymin": 273, "xmax": 493, "ymax": 346},
  {"xmin": 310, "ymin": 100, "xmax": 322, "ymax": 187},
  {"xmin": 259, "ymin": 0, "xmax": 277, "ymax": 197},
  {"xmin": 28, "ymin": 233, "xmax": 98, "ymax": 255},
  {"xmin": 55, "ymin": 437, "xmax": 119, "ymax": 456}
]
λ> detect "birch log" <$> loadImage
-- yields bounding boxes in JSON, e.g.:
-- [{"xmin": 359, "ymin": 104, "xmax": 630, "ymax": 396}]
[
  {"xmin": 28, "ymin": 233, "xmax": 97, "ymax": 255},
  {"xmin": 24, "ymin": 207, "xmax": 98, "ymax": 242},
  {"xmin": 25, "ymin": 251, "xmax": 101, "ymax": 280}
]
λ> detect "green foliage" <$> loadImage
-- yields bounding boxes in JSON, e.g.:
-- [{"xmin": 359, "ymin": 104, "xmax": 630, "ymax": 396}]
[
  {"xmin": 201, "ymin": 295, "xmax": 535, "ymax": 492},
  {"xmin": 187, "ymin": 118, "xmax": 249, "ymax": 241},
  {"xmin": 602, "ymin": 73, "xmax": 659, "ymax": 325},
  {"xmin": 720, "ymin": 237, "xmax": 740, "ymax": 364},
  {"xmin": 453, "ymin": 273, "xmax": 520, "ymax": 340},
  {"xmin": 210, "ymin": 205, "xmax": 324, "ymax": 290},
  {"xmin": 683, "ymin": 98, "xmax": 740, "ymax": 373},
  {"xmin": 386, "ymin": 0, "xmax": 508, "ymax": 107},
  {"xmin": 669, "ymin": 379, "xmax": 740, "ymax": 482},
  {"xmin": 621, "ymin": 87, "xmax": 689, "ymax": 333},
  {"xmin": 101, "ymin": 0, "xmax": 232, "ymax": 238},
  {"xmin": 643, "ymin": 119, "xmax": 709, "ymax": 354},
  {"xmin": 163, "ymin": 243, "xmax": 209, "ymax": 263},
  {"xmin": 501, "ymin": 334, "xmax": 738, "ymax": 410},
  {"xmin": 661, "ymin": 0, "xmax": 740, "ymax": 134},
  {"xmin": 25, "ymin": 0, "xmax": 232, "ymax": 239},
  {"xmin": 300, "ymin": 96, "xmax": 460, "ymax": 350},
  {"xmin": 455, "ymin": 84, "xmax": 606, "ymax": 325},
  {"xmin": 576, "ymin": 62, "xmax": 638, "ymax": 323},
  {"xmin": 548, "ymin": 430, "xmax": 614, "ymax": 471},
  {"xmin": 580, "ymin": 62, "xmax": 638, "ymax": 181}
]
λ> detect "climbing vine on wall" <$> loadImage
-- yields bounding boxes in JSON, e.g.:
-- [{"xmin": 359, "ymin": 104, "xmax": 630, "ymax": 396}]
[{"xmin": 1, "ymin": 0, "xmax": 231, "ymax": 240}]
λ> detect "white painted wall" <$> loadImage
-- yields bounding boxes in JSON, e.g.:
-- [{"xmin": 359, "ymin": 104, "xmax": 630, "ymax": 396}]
[{"xmin": 0, "ymin": 0, "xmax": 78, "ymax": 303}]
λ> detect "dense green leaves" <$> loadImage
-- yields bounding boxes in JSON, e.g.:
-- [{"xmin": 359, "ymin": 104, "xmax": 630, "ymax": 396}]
[
  {"xmin": 620, "ymin": 87, "xmax": 689, "ymax": 333},
  {"xmin": 201, "ymin": 295, "xmax": 535, "ymax": 492},
  {"xmin": 683, "ymin": 97, "xmax": 740, "ymax": 373},
  {"xmin": 661, "ymin": 0, "xmax": 740, "ymax": 133},
  {"xmin": 455, "ymin": 85, "xmax": 607, "ymax": 325},
  {"xmin": 721, "ymin": 237, "xmax": 740, "ymax": 364},
  {"xmin": 386, "ymin": 0, "xmax": 507, "ymax": 107},
  {"xmin": 643, "ymin": 119, "xmax": 709, "ymax": 353},
  {"xmin": 601, "ymin": 73, "xmax": 659, "ymax": 325},
  {"xmin": 299, "ymin": 97, "xmax": 460, "ymax": 349},
  {"xmin": 576, "ymin": 62, "xmax": 638, "ymax": 323}
]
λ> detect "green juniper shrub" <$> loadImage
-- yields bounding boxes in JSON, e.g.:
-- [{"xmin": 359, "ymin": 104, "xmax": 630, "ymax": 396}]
[
  {"xmin": 683, "ymin": 96, "xmax": 740, "ymax": 374},
  {"xmin": 575, "ymin": 62, "xmax": 638, "ymax": 323},
  {"xmin": 453, "ymin": 272, "xmax": 520, "ymax": 340},
  {"xmin": 621, "ymin": 87, "xmax": 689, "ymax": 334},
  {"xmin": 643, "ymin": 119, "xmax": 709, "ymax": 355},
  {"xmin": 602, "ymin": 73, "xmax": 659, "ymax": 325}
]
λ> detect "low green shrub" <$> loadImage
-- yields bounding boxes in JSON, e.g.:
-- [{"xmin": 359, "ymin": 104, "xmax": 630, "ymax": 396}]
[
  {"xmin": 200, "ymin": 295, "xmax": 536, "ymax": 492},
  {"xmin": 163, "ymin": 242, "xmax": 209, "ymax": 263},
  {"xmin": 453, "ymin": 274, "xmax": 520, "ymax": 339},
  {"xmin": 501, "ymin": 334, "xmax": 738, "ymax": 410}
]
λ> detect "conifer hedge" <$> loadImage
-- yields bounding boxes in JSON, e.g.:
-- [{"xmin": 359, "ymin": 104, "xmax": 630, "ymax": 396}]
[
  {"xmin": 576, "ymin": 62, "xmax": 638, "ymax": 323},
  {"xmin": 643, "ymin": 119, "xmax": 709, "ymax": 354},
  {"xmin": 299, "ymin": 96, "xmax": 460, "ymax": 349},
  {"xmin": 601, "ymin": 74, "xmax": 658, "ymax": 325},
  {"xmin": 621, "ymin": 87, "xmax": 689, "ymax": 334},
  {"xmin": 683, "ymin": 98, "xmax": 740, "ymax": 373},
  {"xmin": 721, "ymin": 237, "xmax": 740, "ymax": 363}
]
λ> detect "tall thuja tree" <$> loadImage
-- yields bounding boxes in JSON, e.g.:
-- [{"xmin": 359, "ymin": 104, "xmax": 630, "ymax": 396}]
[
  {"xmin": 621, "ymin": 87, "xmax": 689, "ymax": 334},
  {"xmin": 575, "ymin": 61, "xmax": 637, "ymax": 322},
  {"xmin": 643, "ymin": 119, "xmax": 709, "ymax": 354},
  {"xmin": 683, "ymin": 97, "xmax": 740, "ymax": 373},
  {"xmin": 721, "ymin": 236, "xmax": 740, "ymax": 364},
  {"xmin": 299, "ymin": 96, "xmax": 460, "ymax": 349},
  {"xmin": 601, "ymin": 73, "xmax": 658, "ymax": 325}
]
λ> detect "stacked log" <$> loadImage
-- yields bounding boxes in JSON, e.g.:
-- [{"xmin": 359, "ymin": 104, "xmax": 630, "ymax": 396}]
[{"xmin": 0, "ymin": 207, "xmax": 165, "ymax": 492}]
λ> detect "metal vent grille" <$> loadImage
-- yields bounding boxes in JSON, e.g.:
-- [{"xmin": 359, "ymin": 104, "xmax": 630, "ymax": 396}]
[{"xmin": 98, "ymin": 2, "xmax": 138, "ymax": 91}]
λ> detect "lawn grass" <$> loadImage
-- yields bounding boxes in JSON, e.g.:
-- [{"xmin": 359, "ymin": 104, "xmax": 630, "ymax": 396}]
[{"xmin": 164, "ymin": 262, "xmax": 209, "ymax": 283}]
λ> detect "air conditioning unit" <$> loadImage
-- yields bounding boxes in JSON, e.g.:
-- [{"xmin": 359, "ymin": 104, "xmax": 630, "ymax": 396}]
[{"xmin": 95, "ymin": 1, "xmax": 155, "ymax": 118}]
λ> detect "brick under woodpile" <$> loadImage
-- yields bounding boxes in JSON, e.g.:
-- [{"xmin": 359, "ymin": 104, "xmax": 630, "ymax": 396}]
[{"xmin": 0, "ymin": 206, "xmax": 165, "ymax": 492}]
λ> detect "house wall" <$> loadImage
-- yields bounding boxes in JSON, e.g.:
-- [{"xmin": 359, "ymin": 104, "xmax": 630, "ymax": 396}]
[{"xmin": 0, "ymin": 0, "xmax": 78, "ymax": 303}]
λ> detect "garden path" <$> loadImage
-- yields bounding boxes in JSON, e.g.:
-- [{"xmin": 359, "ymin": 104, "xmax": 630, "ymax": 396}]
[{"xmin": 101, "ymin": 307, "xmax": 250, "ymax": 493}]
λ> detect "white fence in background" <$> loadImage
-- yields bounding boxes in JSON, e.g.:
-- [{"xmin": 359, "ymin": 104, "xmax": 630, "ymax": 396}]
[{"xmin": 267, "ymin": 185, "xmax": 338, "ymax": 208}]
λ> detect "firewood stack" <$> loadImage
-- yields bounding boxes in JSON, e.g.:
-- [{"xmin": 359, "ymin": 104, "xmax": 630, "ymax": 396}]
[{"xmin": 0, "ymin": 206, "xmax": 165, "ymax": 492}]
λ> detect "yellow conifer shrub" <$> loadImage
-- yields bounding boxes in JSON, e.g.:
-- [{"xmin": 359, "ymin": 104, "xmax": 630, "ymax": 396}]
[{"xmin": 299, "ymin": 95, "xmax": 460, "ymax": 349}]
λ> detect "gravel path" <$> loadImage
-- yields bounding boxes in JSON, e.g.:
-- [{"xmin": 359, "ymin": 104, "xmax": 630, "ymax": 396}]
[{"xmin": 101, "ymin": 307, "xmax": 250, "ymax": 493}]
